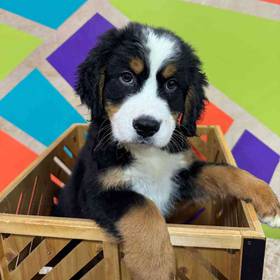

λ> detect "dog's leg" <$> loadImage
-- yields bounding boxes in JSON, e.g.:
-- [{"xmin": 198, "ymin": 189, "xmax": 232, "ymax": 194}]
[
  {"xmin": 179, "ymin": 162, "xmax": 280, "ymax": 227},
  {"xmin": 88, "ymin": 190, "xmax": 176, "ymax": 280}
]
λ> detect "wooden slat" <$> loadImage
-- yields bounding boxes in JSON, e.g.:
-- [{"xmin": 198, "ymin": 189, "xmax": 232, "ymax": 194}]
[
  {"xmin": 190, "ymin": 248, "xmax": 232, "ymax": 280},
  {"xmin": 175, "ymin": 246, "xmax": 214, "ymax": 280},
  {"xmin": 0, "ymin": 235, "xmax": 10, "ymax": 280},
  {"xmin": 211, "ymin": 126, "xmax": 236, "ymax": 165},
  {"xmin": 76, "ymin": 125, "xmax": 87, "ymax": 149},
  {"xmin": 0, "ymin": 214, "xmax": 106, "ymax": 242},
  {"xmin": 196, "ymin": 126, "xmax": 210, "ymax": 136},
  {"xmin": 190, "ymin": 136, "xmax": 208, "ymax": 157},
  {"xmin": 0, "ymin": 213, "xmax": 261, "ymax": 249},
  {"xmin": 0, "ymin": 214, "xmax": 246, "ymax": 249},
  {"xmin": 188, "ymin": 248, "xmax": 229, "ymax": 280},
  {"xmin": 44, "ymin": 241, "xmax": 102, "ymax": 279},
  {"xmin": 10, "ymin": 237, "xmax": 69, "ymax": 280},
  {"xmin": 80, "ymin": 260, "xmax": 105, "ymax": 280},
  {"xmin": 120, "ymin": 258, "xmax": 131, "ymax": 280},
  {"xmin": 103, "ymin": 242, "xmax": 121, "ymax": 280},
  {"xmin": 168, "ymin": 225, "xmax": 242, "ymax": 249},
  {"xmin": 3, "ymin": 235, "xmax": 33, "ymax": 262},
  {"xmin": 229, "ymin": 249, "xmax": 241, "ymax": 280}
]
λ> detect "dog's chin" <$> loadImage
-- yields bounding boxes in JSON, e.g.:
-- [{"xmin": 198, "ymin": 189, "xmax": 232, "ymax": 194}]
[
  {"xmin": 117, "ymin": 135, "xmax": 171, "ymax": 150},
  {"xmin": 135, "ymin": 136, "xmax": 153, "ymax": 145}
]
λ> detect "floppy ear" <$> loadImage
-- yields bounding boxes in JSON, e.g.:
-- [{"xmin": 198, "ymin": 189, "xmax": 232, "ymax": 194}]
[
  {"xmin": 181, "ymin": 56, "xmax": 208, "ymax": 137},
  {"xmin": 76, "ymin": 28, "xmax": 118, "ymax": 120}
]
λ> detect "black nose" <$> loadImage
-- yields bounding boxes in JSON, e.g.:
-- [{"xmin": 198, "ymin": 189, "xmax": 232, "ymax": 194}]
[{"xmin": 133, "ymin": 116, "xmax": 160, "ymax": 138}]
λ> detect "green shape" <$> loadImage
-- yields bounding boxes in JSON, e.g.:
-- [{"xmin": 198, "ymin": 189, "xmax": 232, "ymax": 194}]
[
  {"xmin": 110, "ymin": 0, "xmax": 280, "ymax": 136},
  {"xmin": 262, "ymin": 224, "xmax": 280, "ymax": 239},
  {"xmin": 0, "ymin": 24, "xmax": 41, "ymax": 81}
]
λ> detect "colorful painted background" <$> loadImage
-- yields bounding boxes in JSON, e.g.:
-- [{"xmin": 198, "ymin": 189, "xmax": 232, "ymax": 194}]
[{"xmin": 0, "ymin": 0, "xmax": 279, "ymax": 243}]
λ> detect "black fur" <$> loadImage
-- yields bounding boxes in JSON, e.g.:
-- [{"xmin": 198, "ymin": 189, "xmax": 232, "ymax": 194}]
[{"xmin": 174, "ymin": 161, "xmax": 207, "ymax": 202}]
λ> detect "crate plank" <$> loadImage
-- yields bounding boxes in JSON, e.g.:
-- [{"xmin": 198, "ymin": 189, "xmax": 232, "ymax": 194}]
[
  {"xmin": 168, "ymin": 225, "xmax": 242, "ymax": 249},
  {"xmin": 44, "ymin": 240, "xmax": 102, "ymax": 279},
  {"xmin": 120, "ymin": 258, "xmax": 132, "ymax": 280},
  {"xmin": 103, "ymin": 242, "xmax": 121, "ymax": 280},
  {"xmin": 80, "ymin": 259, "xmax": 105, "ymax": 280},
  {"xmin": 175, "ymin": 246, "xmax": 215, "ymax": 280},
  {"xmin": 0, "ymin": 235, "xmax": 10, "ymax": 280},
  {"xmin": 2, "ymin": 235, "xmax": 33, "ymax": 262},
  {"xmin": 0, "ymin": 214, "xmax": 106, "ymax": 242},
  {"xmin": 189, "ymin": 248, "xmax": 232, "ymax": 280},
  {"xmin": 10, "ymin": 237, "xmax": 70, "ymax": 280},
  {"xmin": 190, "ymin": 136, "xmax": 208, "ymax": 158}
]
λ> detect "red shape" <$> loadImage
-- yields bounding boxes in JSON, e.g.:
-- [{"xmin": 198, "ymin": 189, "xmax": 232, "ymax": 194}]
[
  {"xmin": 261, "ymin": 0, "xmax": 280, "ymax": 5},
  {"xmin": 0, "ymin": 130, "xmax": 37, "ymax": 192},
  {"xmin": 197, "ymin": 102, "xmax": 233, "ymax": 134}
]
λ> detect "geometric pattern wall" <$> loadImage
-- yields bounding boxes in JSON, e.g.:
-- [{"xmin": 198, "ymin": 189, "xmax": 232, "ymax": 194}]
[{"xmin": 0, "ymin": 0, "xmax": 279, "ymax": 241}]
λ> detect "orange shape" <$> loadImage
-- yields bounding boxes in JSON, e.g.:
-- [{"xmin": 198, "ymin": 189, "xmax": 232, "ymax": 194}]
[
  {"xmin": 0, "ymin": 130, "xmax": 37, "ymax": 192},
  {"xmin": 261, "ymin": 0, "xmax": 280, "ymax": 5},
  {"xmin": 197, "ymin": 102, "xmax": 233, "ymax": 134}
]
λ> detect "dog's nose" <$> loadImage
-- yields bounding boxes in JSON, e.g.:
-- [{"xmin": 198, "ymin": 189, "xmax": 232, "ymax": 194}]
[{"xmin": 133, "ymin": 116, "xmax": 160, "ymax": 138}]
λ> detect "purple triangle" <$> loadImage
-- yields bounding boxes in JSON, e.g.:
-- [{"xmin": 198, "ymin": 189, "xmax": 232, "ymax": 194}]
[
  {"xmin": 232, "ymin": 130, "xmax": 279, "ymax": 183},
  {"xmin": 47, "ymin": 13, "xmax": 114, "ymax": 88}
]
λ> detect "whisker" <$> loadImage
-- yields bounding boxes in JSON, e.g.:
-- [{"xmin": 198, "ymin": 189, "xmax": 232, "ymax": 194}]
[
  {"xmin": 97, "ymin": 123, "xmax": 111, "ymax": 137},
  {"xmin": 94, "ymin": 131, "xmax": 113, "ymax": 151},
  {"xmin": 172, "ymin": 134, "xmax": 185, "ymax": 147},
  {"xmin": 171, "ymin": 138, "xmax": 181, "ymax": 153}
]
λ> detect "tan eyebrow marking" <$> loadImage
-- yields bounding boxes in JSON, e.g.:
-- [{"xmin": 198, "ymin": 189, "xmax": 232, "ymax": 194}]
[
  {"xmin": 105, "ymin": 102, "xmax": 120, "ymax": 119},
  {"xmin": 129, "ymin": 57, "xmax": 144, "ymax": 74},
  {"xmin": 162, "ymin": 64, "xmax": 177, "ymax": 79}
]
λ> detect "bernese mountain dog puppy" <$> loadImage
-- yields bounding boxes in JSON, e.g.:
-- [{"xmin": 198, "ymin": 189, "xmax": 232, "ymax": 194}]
[{"xmin": 55, "ymin": 23, "xmax": 280, "ymax": 279}]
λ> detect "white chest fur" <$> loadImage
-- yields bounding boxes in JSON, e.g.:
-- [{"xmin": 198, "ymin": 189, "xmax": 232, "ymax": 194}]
[{"xmin": 124, "ymin": 146, "xmax": 188, "ymax": 216}]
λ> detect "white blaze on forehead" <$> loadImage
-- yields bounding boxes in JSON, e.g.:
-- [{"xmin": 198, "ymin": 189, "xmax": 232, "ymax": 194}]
[
  {"xmin": 144, "ymin": 28, "xmax": 178, "ymax": 76},
  {"xmin": 111, "ymin": 28, "xmax": 178, "ymax": 147}
]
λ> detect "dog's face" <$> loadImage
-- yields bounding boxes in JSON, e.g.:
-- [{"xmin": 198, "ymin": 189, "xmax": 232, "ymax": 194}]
[{"xmin": 77, "ymin": 23, "xmax": 207, "ymax": 148}]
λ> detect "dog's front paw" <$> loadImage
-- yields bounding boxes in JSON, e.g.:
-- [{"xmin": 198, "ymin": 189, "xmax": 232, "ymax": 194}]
[{"xmin": 250, "ymin": 180, "xmax": 280, "ymax": 228}]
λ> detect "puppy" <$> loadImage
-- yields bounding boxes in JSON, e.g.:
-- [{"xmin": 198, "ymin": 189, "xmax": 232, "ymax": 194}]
[{"xmin": 55, "ymin": 23, "xmax": 280, "ymax": 280}]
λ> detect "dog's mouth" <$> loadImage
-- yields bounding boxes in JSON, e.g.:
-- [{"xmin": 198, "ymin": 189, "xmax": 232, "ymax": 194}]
[{"xmin": 135, "ymin": 136, "xmax": 153, "ymax": 145}]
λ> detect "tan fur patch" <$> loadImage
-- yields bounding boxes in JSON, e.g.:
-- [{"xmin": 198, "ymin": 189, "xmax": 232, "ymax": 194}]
[
  {"xmin": 99, "ymin": 167, "xmax": 126, "ymax": 190},
  {"xmin": 118, "ymin": 200, "xmax": 176, "ymax": 280},
  {"xmin": 171, "ymin": 112, "xmax": 179, "ymax": 123},
  {"xmin": 162, "ymin": 64, "xmax": 177, "ymax": 79},
  {"xmin": 105, "ymin": 102, "xmax": 120, "ymax": 119},
  {"xmin": 196, "ymin": 165, "xmax": 280, "ymax": 218},
  {"xmin": 129, "ymin": 57, "xmax": 144, "ymax": 74}
]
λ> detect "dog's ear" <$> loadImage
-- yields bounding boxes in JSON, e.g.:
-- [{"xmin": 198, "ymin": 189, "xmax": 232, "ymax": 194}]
[
  {"xmin": 181, "ymin": 52, "xmax": 208, "ymax": 137},
  {"xmin": 76, "ymin": 28, "xmax": 119, "ymax": 120}
]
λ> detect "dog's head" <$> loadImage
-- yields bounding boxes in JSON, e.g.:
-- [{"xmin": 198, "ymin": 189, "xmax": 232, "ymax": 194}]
[{"xmin": 77, "ymin": 23, "xmax": 207, "ymax": 148}]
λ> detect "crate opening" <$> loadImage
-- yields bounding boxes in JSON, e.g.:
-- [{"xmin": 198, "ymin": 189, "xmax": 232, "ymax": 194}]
[{"xmin": 0, "ymin": 125, "xmax": 250, "ymax": 228}]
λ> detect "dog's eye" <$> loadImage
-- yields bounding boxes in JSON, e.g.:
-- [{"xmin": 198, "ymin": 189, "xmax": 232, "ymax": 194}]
[
  {"xmin": 119, "ymin": 71, "xmax": 134, "ymax": 85},
  {"xmin": 165, "ymin": 79, "xmax": 178, "ymax": 92}
]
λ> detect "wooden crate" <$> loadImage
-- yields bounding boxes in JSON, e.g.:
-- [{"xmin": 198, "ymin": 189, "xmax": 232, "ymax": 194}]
[{"xmin": 0, "ymin": 125, "xmax": 266, "ymax": 280}]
